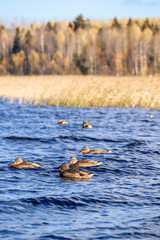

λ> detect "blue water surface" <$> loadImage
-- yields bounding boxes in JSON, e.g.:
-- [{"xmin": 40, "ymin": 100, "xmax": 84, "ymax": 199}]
[{"xmin": 0, "ymin": 98, "xmax": 160, "ymax": 240}]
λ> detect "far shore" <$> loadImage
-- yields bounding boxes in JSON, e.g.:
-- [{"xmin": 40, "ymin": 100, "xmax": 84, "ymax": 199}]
[{"xmin": 0, "ymin": 75, "xmax": 159, "ymax": 108}]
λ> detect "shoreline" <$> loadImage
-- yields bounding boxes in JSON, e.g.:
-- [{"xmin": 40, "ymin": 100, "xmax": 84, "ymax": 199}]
[{"xmin": 0, "ymin": 75, "xmax": 159, "ymax": 108}]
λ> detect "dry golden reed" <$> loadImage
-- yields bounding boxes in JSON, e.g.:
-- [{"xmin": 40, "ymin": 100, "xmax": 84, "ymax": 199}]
[{"xmin": 0, "ymin": 75, "xmax": 159, "ymax": 108}]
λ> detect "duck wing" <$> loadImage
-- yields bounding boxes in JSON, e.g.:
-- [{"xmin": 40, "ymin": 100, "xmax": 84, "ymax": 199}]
[
  {"xmin": 17, "ymin": 162, "xmax": 43, "ymax": 168},
  {"xmin": 89, "ymin": 149, "xmax": 110, "ymax": 154},
  {"xmin": 61, "ymin": 168, "xmax": 94, "ymax": 179},
  {"xmin": 75, "ymin": 160, "xmax": 102, "ymax": 167}
]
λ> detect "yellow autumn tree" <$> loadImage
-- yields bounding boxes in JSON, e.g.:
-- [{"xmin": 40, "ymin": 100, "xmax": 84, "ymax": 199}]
[
  {"xmin": 11, "ymin": 50, "xmax": 25, "ymax": 74},
  {"xmin": 140, "ymin": 28, "xmax": 153, "ymax": 75},
  {"xmin": 56, "ymin": 30, "xmax": 66, "ymax": 57},
  {"xmin": 0, "ymin": 27, "xmax": 8, "ymax": 58},
  {"xmin": 153, "ymin": 33, "xmax": 160, "ymax": 74},
  {"xmin": 48, "ymin": 60, "xmax": 57, "ymax": 74},
  {"xmin": 111, "ymin": 51, "xmax": 124, "ymax": 76},
  {"xmin": 0, "ymin": 57, "xmax": 8, "ymax": 74},
  {"xmin": 53, "ymin": 50, "xmax": 63, "ymax": 73},
  {"xmin": 129, "ymin": 23, "xmax": 142, "ymax": 75},
  {"xmin": 63, "ymin": 57, "xmax": 70, "ymax": 73},
  {"xmin": 28, "ymin": 49, "xmax": 40, "ymax": 74}
]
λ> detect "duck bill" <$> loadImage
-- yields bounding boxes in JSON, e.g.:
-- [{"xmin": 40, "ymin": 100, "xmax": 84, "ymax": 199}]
[
  {"xmin": 56, "ymin": 167, "xmax": 61, "ymax": 171},
  {"xmin": 79, "ymin": 150, "xmax": 83, "ymax": 153}
]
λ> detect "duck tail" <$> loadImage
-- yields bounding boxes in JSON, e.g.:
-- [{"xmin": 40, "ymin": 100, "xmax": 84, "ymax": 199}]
[
  {"xmin": 90, "ymin": 173, "xmax": 95, "ymax": 177},
  {"xmin": 97, "ymin": 162, "xmax": 102, "ymax": 165}
]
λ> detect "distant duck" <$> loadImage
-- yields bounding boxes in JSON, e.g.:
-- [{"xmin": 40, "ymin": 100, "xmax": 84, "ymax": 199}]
[
  {"xmin": 69, "ymin": 157, "xmax": 102, "ymax": 167},
  {"xmin": 58, "ymin": 119, "xmax": 69, "ymax": 125},
  {"xmin": 56, "ymin": 163, "xmax": 94, "ymax": 180},
  {"xmin": 150, "ymin": 114, "xmax": 155, "ymax": 118},
  {"xmin": 11, "ymin": 158, "xmax": 43, "ymax": 168},
  {"xmin": 79, "ymin": 146, "xmax": 111, "ymax": 155},
  {"xmin": 83, "ymin": 120, "xmax": 92, "ymax": 128}
]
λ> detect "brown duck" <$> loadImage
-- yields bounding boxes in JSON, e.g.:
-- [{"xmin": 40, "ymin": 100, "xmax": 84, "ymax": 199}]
[
  {"xmin": 79, "ymin": 146, "xmax": 111, "ymax": 155},
  {"xmin": 11, "ymin": 158, "xmax": 43, "ymax": 168},
  {"xmin": 69, "ymin": 157, "xmax": 102, "ymax": 167},
  {"xmin": 56, "ymin": 163, "xmax": 94, "ymax": 180},
  {"xmin": 58, "ymin": 119, "xmax": 69, "ymax": 124}
]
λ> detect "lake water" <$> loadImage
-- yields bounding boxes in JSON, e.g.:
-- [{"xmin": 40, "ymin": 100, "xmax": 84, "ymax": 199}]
[{"xmin": 0, "ymin": 98, "xmax": 160, "ymax": 239}]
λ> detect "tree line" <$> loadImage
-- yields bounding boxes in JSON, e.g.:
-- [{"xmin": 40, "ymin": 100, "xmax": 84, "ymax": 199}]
[{"xmin": 0, "ymin": 15, "xmax": 160, "ymax": 76}]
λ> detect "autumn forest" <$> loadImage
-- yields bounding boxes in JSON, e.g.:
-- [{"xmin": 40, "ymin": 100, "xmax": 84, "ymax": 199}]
[{"xmin": 0, "ymin": 15, "xmax": 160, "ymax": 76}]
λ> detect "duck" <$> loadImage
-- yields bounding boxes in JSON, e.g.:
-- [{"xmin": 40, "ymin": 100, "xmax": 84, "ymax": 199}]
[
  {"xmin": 56, "ymin": 163, "xmax": 94, "ymax": 180},
  {"xmin": 11, "ymin": 157, "xmax": 43, "ymax": 168},
  {"xmin": 83, "ymin": 120, "xmax": 92, "ymax": 128},
  {"xmin": 150, "ymin": 114, "xmax": 155, "ymax": 118},
  {"xmin": 79, "ymin": 146, "xmax": 111, "ymax": 155},
  {"xmin": 69, "ymin": 157, "xmax": 102, "ymax": 167},
  {"xmin": 58, "ymin": 119, "xmax": 69, "ymax": 124}
]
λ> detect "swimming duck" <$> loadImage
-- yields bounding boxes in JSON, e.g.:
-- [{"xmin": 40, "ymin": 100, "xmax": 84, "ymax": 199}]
[
  {"xmin": 58, "ymin": 119, "xmax": 69, "ymax": 124},
  {"xmin": 79, "ymin": 146, "xmax": 111, "ymax": 155},
  {"xmin": 83, "ymin": 120, "xmax": 92, "ymax": 128},
  {"xmin": 150, "ymin": 114, "xmax": 155, "ymax": 118},
  {"xmin": 69, "ymin": 157, "xmax": 102, "ymax": 167},
  {"xmin": 56, "ymin": 163, "xmax": 94, "ymax": 180},
  {"xmin": 11, "ymin": 158, "xmax": 43, "ymax": 168}
]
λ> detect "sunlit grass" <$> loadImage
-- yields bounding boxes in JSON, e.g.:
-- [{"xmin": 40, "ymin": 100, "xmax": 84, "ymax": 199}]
[{"xmin": 0, "ymin": 75, "xmax": 159, "ymax": 108}]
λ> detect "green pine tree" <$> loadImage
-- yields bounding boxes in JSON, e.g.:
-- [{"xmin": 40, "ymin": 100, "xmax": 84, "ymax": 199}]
[
  {"xmin": 12, "ymin": 27, "xmax": 21, "ymax": 54},
  {"xmin": 25, "ymin": 30, "xmax": 33, "ymax": 46},
  {"xmin": 73, "ymin": 14, "xmax": 86, "ymax": 31},
  {"xmin": 112, "ymin": 17, "xmax": 121, "ymax": 29}
]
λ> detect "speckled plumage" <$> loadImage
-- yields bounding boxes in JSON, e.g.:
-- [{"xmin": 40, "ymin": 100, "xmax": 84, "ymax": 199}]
[
  {"xmin": 11, "ymin": 158, "xmax": 43, "ymax": 168},
  {"xmin": 57, "ymin": 163, "xmax": 94, "ymax": 180},
  {"xmin": 79, "ymin": 146, "xmax": 111, "ymax": 155},
  {"xmin": 69, "ymin": 157, "xmax": 102, "ymax": 167}
]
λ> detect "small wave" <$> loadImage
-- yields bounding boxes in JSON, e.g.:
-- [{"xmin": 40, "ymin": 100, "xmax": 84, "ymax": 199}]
[
  {"xmin": 39, "ymin": 234, "xmax": 73, "ymax": 240},
  {"xmin": 3, "ymin": 136, "xmax": 57, "ymax": 144},
  {"xmin": 21, "ymin": 195, "xmax": 156, "ymax": 209},
  {"xmin": 22, "ymin": 196, "xmax": 87, "ymax": 209},
  {"xmin": 123, "ymin": 140, "xmax": 145, "ymax": 148},
  {"xmin": 3, "ymin": 135, "xmax": 122, "ymax": 146},
  {"xmin": 60, "ymin": 135, "xmax": 120, "ymax": 143}
]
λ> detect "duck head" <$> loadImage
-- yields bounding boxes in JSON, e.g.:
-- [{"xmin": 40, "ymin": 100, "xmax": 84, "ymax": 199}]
[
  {"xmin": 11, "ymin": 157, "xmax": 23, "ymax": 166},
  {"xmin": 79, "ymin": 146, "xmax": 90, "ymax": 154},
  {"xmin": 69, "ymin": 157, "xmax": 78, "ymax": 166},
  {"xmin": 58, "ymin": 119, "xmax": 63, "ymax": 124},
  {"xmin": 56, "ymin": 163, "xmax": 69, "ymax": 171}
]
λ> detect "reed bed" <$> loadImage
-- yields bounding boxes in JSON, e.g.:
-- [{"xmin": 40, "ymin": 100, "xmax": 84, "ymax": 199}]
[{"xmin": 0, "ymin": 75, "xmax": 159, "ymax": 108}]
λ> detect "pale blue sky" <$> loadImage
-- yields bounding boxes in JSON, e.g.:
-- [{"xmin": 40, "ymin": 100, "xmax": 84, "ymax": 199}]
[{"xmin": 0, "ymin": 0, "xmax": 160, "ymax": 25}]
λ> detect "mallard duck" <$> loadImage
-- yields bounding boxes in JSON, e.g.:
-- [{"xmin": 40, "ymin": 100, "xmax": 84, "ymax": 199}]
[
  {"xmin": 79, "ymin": 146, "xmax": 111, "ymax": 155},
  {"xmin": 56, "ymin": 163, "xmax": 94, "ymax": 180},
  {"xmin": 69, "ymin": 157, "xmax": 102, "ymax": 167},
  {"xmin": 83, "ymin": 120, "xmax": 92, "ymax": 128},
  {"xmin": 58, "ymin": 119, "xmax": 69, "ymax": 124},
  {"xmin": 11, "ymin": 158, "xmax": 43, "ymax": 168}
]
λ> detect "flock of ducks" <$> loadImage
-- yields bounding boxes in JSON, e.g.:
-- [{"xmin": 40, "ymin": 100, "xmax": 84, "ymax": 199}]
[
  {"xmin": 10, "ymin": 119, "xmax": 111, "ymax": 180},
  {"xmin": 58, "ymin": 119, "xmax": 93, "ymax": 128},
  {"xmin": 11, "ymin": 114, "xmax": 155, "ymax": 180}
]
